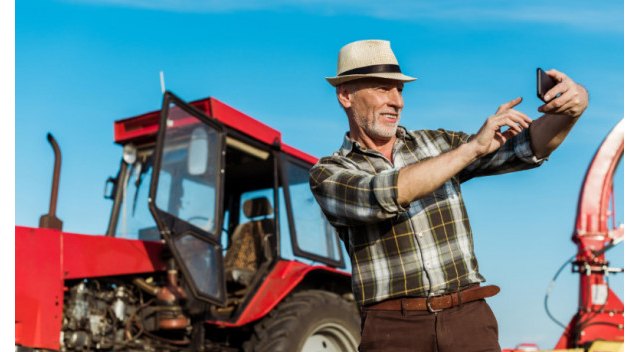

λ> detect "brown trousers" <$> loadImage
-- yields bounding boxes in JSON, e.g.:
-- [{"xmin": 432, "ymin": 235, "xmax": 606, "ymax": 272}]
[{"xmin": 358, "ymin": 299, "xmax": 501, "ymax": 352}]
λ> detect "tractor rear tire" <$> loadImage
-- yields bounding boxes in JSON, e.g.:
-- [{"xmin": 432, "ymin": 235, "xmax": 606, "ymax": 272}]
[{"xmin": 244, "ymin": 290, "xmax": 360, "ymax": 352}]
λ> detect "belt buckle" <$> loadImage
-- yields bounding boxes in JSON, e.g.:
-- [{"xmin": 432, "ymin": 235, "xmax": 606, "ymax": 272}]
[{"xmin": 427, "ymin": 299, "xmax": 442, "ymax": 313}]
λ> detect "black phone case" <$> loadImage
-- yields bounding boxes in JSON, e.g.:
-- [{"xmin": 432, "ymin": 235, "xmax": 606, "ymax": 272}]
[{"xmin": 537, "ymin": 68, "xmax": 556, "ymax": 101}]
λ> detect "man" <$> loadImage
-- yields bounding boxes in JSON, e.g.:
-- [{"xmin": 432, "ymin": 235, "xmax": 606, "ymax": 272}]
[{"xmin": 309, "ymin": 39, "xmax": 588, "ymax": 351}]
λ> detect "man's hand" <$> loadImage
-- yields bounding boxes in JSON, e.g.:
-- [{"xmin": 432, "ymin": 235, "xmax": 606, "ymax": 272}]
[
  {"xmin": 469, "ymin": 97, "xmax": 532, "ymax": 158},
  {"xmin": 537, "ymin": 69, "xmax": 589, "ymax": 118}
]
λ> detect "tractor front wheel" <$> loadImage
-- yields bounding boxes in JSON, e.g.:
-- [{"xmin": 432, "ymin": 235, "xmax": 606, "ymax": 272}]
[{"xmin": 244, "ymin": 290, "xmax": 360, "ymax": 352}]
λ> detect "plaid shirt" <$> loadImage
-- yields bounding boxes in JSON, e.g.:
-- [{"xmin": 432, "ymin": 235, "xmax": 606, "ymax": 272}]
[{"xmin": 310, "ymin": 126, "xmax": 544, "ymax": 307}]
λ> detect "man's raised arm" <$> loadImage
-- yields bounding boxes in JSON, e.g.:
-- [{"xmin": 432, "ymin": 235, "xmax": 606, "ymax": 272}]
[{"xmin": 397, "ymin": 97, "xmax": 532, "ymax": 205}]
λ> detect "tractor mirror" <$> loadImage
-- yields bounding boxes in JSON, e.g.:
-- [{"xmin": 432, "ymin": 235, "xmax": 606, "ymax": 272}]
[
  {"xmin": 188, "ymin": 127, "xmax": 209, "ymax": 175},
  {"xmin": 103, "ymin": 177, "xmax": 117, "ymax": 200}
]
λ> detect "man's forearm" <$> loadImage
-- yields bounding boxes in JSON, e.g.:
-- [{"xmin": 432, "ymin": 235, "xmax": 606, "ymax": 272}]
[
  {"xmin": 529, "ymin": 113, "xmax": 579, "ymax": 158},
  {"xmin": 397, "ymin": 142, "xmax": 478, "ymax": 206}
]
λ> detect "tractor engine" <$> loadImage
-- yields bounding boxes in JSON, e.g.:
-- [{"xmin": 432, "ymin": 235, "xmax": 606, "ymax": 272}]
[
  {"xmin": 61, "ymin": 278, "xmax": 191, "ymax": 351},
  {"xmin": 62, "ymin": 280, "xmax": 138, "ymax": 350}
]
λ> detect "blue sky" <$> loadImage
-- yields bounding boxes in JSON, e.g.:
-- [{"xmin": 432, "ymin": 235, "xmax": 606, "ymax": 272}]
[{"xmin": 14, "ymin": 0, "xmax": 625, "ymax": 349}]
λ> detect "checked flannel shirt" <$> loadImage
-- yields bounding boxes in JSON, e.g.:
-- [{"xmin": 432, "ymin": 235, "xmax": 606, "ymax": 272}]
[{"xmin": 309, "ymin": 126, "xmax": 544, "ymax": 307}]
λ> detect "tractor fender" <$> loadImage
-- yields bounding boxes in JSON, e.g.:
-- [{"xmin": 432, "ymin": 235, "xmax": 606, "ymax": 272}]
[{"xmin": 215, "ymin": 260, "xmax": 351, "ymax": 327}]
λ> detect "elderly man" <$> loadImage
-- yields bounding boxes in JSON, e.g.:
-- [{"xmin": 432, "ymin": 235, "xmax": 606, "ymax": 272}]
[{"xmin": 309, "ymin": 39, "xmax": 588, "ymax": 351}]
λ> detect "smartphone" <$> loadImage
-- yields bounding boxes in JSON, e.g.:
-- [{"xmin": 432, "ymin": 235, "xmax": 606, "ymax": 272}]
[{"xmin": 537, "ymin": 68, "xmax": 556, "ymax": 102}]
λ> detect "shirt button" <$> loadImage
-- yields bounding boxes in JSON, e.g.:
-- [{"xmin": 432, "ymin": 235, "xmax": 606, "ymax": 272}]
[{"xmin": 417, "ymin": 233, "xmax": 423, "ymax": 238}]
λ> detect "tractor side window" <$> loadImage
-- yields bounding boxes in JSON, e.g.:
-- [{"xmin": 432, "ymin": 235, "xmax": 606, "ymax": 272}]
[{"xmin": 285, "ymin": 159, "xmax": 342, "ymax": 264}]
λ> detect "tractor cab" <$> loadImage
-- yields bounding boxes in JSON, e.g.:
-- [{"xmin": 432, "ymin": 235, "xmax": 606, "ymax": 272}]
[{"xmin": 105, "ymin": 91, "xmax": 348, "ymax": 318}]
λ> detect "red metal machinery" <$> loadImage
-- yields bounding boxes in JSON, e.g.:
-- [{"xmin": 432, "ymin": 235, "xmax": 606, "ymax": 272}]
[
  {"xmin": 554, "ymin": 119, "xmax": 624, "ymax": 348},
  {"xmin": 505, "ymin": 120, "xmax": 624, "ymax": 352}
]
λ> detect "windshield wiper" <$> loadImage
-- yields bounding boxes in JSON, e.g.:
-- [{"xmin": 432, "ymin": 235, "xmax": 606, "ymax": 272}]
[{"xmin": 131, "ymin": 161, "xmax": 145, "ymax": 216}]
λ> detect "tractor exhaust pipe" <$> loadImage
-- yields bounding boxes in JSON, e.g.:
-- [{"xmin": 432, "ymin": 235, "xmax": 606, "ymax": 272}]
[{"xmin": 39, "ymin": 133, "xmax": 63, "ymax": 230}]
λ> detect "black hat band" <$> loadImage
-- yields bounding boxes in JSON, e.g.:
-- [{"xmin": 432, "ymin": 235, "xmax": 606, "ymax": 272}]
[{"xmin": 338, "ymin": 64, "xmax": 401, "ymax": 76}]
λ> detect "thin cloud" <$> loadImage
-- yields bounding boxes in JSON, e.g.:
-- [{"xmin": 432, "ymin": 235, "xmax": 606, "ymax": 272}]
[{"xmin": 66, "ymin": 0, "xmax": 623, "ymax": 32}]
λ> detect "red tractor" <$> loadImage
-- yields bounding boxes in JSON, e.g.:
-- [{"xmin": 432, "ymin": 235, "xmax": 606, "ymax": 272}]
[{"xmin": 16, "ymin": 92, "xmax": 360, "ymax": 351}]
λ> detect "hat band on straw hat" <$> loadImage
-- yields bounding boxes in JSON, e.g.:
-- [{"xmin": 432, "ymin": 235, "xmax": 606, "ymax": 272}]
[{"xmin": 339, "ymin": 64, "xmax": 401, "ymax": 76}]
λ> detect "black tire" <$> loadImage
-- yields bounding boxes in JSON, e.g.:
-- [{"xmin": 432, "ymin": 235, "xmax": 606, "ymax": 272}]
[{"xmin": 244, "ymin": 290, "xmax": 360, "ymax": 352}]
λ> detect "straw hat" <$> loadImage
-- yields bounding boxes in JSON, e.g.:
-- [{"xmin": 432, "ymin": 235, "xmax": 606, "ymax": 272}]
[{"xmin": 326, "ymin": 39, "xmax": 417, "ymax": 86}]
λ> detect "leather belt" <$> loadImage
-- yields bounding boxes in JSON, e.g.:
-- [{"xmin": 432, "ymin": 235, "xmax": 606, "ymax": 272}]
[{"xmin": 365, "ymin": 285, "xmax": 500, "ymax": 313}]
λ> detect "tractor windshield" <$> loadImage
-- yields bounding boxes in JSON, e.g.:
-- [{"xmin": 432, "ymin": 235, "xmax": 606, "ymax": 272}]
[{"xmin": 115, "ymin": 148, "xmax": 160, "ymax": 240}]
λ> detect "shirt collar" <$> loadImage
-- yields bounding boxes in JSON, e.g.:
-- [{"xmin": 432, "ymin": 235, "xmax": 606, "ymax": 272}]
[{"xmin": 338, "ymin": 126, "xmax": 414, "ymax": 156}]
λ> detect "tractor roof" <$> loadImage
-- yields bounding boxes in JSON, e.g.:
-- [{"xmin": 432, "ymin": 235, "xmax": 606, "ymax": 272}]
[{"xmin": 113, "ymin": 97, "xmax": 317, "ymax": 165}]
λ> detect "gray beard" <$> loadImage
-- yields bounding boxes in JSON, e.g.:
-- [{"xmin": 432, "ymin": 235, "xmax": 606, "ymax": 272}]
[{"xmin": 358, "ymin": 116, "xmax": 398, "ymax": 140}]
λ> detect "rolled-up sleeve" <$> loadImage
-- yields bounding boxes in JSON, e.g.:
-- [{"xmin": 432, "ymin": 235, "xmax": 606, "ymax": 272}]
[
  {"xmin": 513, "ymin": 129, "xmax": 547, "ymax": 164},
  {"xmin": 459, "ymin": 128, "xmax": 546, "ymax": 182},
  {"xmin": 309, "ymin": 158, "xmax": 407, "ymax": 227}
]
